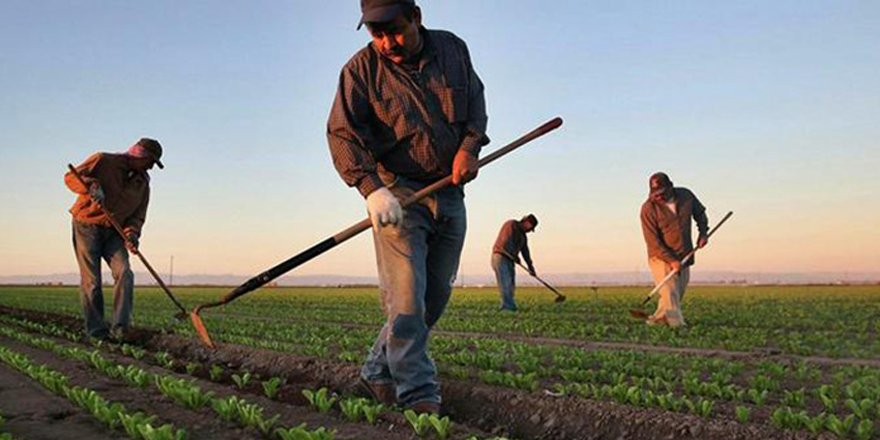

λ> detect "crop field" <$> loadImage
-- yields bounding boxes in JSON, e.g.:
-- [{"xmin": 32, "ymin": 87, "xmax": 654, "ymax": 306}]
[{"xmin": 0, "ymin": 285, "xmax": 878, "ymax": 440}]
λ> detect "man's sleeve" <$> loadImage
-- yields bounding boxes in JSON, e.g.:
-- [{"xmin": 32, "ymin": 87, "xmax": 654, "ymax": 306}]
[
  {"xmin": 327, "ymin": 64, "xmax": 384, "ymax": 198},
  {"xmin": 641, "ymin": 205, "xmax": 679, "ymax": 264},
  {"xmin": 64, "ymin": 153, "xmax": 101, "ymax": 194},
  {"xmin": 458, "ymin": 42, "xmax": 489, "ymax": 156},
  {"xmin": 123, "ymin": 186, "xmax": 149, "ymax": 238},
  {"xmin": 521, "ymin": 241, "xmax": 534, "ymax": 269},
  {"xmin": 691, "ymin": 191, "xmax": 709, "ymax": 237}
]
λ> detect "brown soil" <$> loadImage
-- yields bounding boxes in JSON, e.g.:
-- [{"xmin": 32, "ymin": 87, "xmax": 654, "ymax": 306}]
[
  {"xmin": 0, "ymin": 363, "xmax": 127, "ymax": 440},
  {"xmin": 0, "ymin": 305, "xmax": 841, "ymax": 440}
]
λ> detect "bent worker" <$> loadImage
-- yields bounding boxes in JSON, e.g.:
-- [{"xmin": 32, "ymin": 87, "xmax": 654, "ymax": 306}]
[
  {"xmin": 640, "ymin": 172, "xmax": 708, "ymax": 327},
  {"xmin": 491, "ymin": 214, "xmax": 538, "ymax": 311},
  {"xmin": 64, "ymin": 138, "xmax": 164, "ymax": 340},
  {"xmin": 327, "ymin": 0, "xmax": 488, "ymax": 414}
]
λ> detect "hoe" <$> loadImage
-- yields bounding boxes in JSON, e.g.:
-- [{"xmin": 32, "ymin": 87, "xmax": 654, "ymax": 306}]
[
  {"xmin": 191, "ymin": 117, "xmax": 565, "ymax": 348},
  {"xmin": 66, "ymin": 164, "xmax": 189, "ymax": 322},
  {"xmin": 630, "ymin": 210, "xmax": 733, "ymax": 320},
  {"xmin": 514, "ymin": 261, "xmax": 566, "ymax": 303}
]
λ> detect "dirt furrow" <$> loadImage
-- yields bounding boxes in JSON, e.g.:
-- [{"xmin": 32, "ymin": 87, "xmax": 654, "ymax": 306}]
[
  {"xmin": 0, "ymin": 305, "xmax": 837, "ymax": 440},
  {"xmin": 0, "ymin": 362, "xmax": 127, "ymax": 440}
]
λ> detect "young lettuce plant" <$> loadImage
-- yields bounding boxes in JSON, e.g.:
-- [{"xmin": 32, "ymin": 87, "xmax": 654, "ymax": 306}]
[
  {"xmin": 302, "ymin": 388, "xmax": 337, "ymax": 413},
  {"xmin": 137, "ymin": 423, "xmax": 188, "ymax": 440},
  {"xmin": 275, "ymin": 424, "xmax": 336, "ymax": 440},
  {"xmin": 735, "ymin": 405, "xmax": 750, "ymax": 423},
  {"xmin": 120, "ymin": 412, "xmax": 158, "ymax": 439},
  {"xmin": 208, "ymin": 365, "xmax": 224, "ymax": 382},
  {"xmin": 153, "ymin": 352, "xmax": 174, "ymax": 369},
  {"xmin": 854, "ymin": 419, "xmax": 874, "ymax": 440},
  {"xmin": 338, "ymin": 398, "xmax": 366, "ymax": 422},
  {"xmin": 361, "ymin": 402, "xmax": 385, "ymax": 425},
  {"xmin": 232, "ymin": 371, "xmax": 252, "ymax": 390},
  {"xmin": 262, "ymin": 377, "xmax": 284, "ymax": 400},
  {"xmin": 429, "ymin": 414, "xmax": 452, "ymax": 440},
  {"xmin": 404, "ymin": 410, "xmax": 432, "ymax": 437}
]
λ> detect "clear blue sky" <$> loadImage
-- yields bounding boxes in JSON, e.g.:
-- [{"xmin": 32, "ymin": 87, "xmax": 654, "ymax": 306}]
[{"xmin": 1, "ymin": 0, "xmax": 878, "ymax": 278}]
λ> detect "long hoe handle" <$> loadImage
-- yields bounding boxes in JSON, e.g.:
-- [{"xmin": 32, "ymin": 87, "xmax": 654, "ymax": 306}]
[
  {"xmin": 514, "ymin": 261, "xmax": 566, "ymax": 302},
  {"xmin": 67, "ymin": 164, "xmax": 188, "ymax": 319},
  {"xmin": 191, "ymin": 117, "xmax": 564, "ymax": 348},
  {"xmin": 639, "ymin": 210, "xmax": 734, "ymax": 306}
]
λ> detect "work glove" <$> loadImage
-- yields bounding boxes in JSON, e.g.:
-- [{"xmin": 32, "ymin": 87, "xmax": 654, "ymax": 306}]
[
  {"xmin": 528, "ymin": 266, "xmax": 537, "ymax": 277},
  {"xmin": 89, "ymin": 182, "xmax": 105, "ymax": 203},
  {"xmin": 125, "ymin": 232, "xmax": 140, "ymax": 253},
  {"xmin": 452, "ymin": 149, "xmax": 479, "ymax": 186},
  {"xmin": 366, "ymin": 187, "xmax": 402, "ymax": 229}
]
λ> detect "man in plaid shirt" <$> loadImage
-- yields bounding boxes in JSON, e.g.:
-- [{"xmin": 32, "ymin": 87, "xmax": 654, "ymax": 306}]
[{"xmin": 327, "ymin": 0, "xmax": 488, "ymax": 414}]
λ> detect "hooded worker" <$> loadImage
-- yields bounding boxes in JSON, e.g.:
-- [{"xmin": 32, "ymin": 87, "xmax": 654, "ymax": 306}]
[
  {"xmin": 491, "ymin": 214, "xmax": 538, "ymax": 311},
  {"xmin": 64, "ymin": 138, "xmax": 164, "ymax": 340},
  {"xmin": 640, "ymin": 172, "xmax": 708, "ymax": 327}
]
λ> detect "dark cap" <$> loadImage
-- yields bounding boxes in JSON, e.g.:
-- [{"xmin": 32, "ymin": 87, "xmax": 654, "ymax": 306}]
[
  {"xmin": 649, "ymin": 172, "xmax": 672, "ymax": 196},
  {"xmin": 520, "ymin": 214, "xmax": 538, "ymax": 230},
  {"xmin": 131, "ymin": 138, "xmax": 164, "ymax": 169},
  {"xmin": 357, "ymin": 0, "xmax": 416, "ymax": 30}
]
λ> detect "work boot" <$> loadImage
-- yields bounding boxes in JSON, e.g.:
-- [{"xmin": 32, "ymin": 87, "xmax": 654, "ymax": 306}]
[
  {"xmin": 408, "ymin": 401, "xmax": 441, "ymax": 415},
  {"xmin": 359, "ymin": 377, "xmax": 397, "ymax": 406}
]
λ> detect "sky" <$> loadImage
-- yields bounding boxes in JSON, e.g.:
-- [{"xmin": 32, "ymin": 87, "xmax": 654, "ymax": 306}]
[{"xmin": 1, "ymin": 0, "xmax": 878, "ymax": 279}]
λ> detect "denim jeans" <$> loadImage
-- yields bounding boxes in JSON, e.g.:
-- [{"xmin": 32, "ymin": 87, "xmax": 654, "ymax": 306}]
[
  {"xmin": 491, "ymin": 253, "xmax": 517, "ymax": 311},
  {"xmin": 72, "ymin": 221, "xmax": 134, "ymax": 338},
  {"xmin": 361, "ymin": 184, "xmax": 466, "ymax": 406}
]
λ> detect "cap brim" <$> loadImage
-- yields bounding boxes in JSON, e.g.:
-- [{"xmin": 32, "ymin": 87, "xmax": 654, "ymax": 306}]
[
  {"xmin": 155, "ymin": 159, "xmax": 164, "ymax": 169},
  {"xmin": 357, "ymin": 4, "xmax": 407, "ymax": 29}
]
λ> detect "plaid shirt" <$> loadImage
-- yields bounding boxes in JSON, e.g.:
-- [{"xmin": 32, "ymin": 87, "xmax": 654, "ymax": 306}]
[{"xmin": 327, "ymin": 28, "xmax": 489, "ymax": 197}]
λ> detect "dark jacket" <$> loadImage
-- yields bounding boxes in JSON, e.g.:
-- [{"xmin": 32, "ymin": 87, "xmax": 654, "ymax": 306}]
[
  {"xmin": 640, "ymin": 187, "xmax": 708, "ymax": 266},
  {"xmin": 327, "ymin": 28, "xmax": 489, "ymax": 198},
  {"xmin": 493, "ymin": 220, "xmax": 532, "ymax": 267},
  {"xmin": 65, "ymin": 153, "xmax": 150, "ymax": 237}
]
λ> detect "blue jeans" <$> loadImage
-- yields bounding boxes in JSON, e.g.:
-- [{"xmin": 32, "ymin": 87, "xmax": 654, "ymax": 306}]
[
  {"xmin": 72, "ymin": 221, "xmax": 134, "ymax": 338},
  {"xmin": 361, "ymin": 184, "xmax": 466, "ymax": 406},
  {"xmin": 491, "ymin": 253, "xmax": 517, "ymax": 311}
]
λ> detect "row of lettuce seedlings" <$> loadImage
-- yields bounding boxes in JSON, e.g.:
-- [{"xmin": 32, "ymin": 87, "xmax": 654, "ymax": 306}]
[
  {"xmin": 0, "ymin": 344, "xmax": 187, "ymax": 440},
  {"xmin": 4, "ymin": 311, "xmax": 879, "ymax": 440},
  {"xmin": 0, "ymin": 321, "xmax": 512, "ymax": 440}
]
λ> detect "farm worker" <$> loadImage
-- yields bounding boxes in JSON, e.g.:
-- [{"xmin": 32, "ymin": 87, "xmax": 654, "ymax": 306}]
[
  {"xmin": 64, "ymin": 138, "xmax": 164, "ymax": 340},
  {"xmin": 491, "ymin": 214, "xmax": 538, "ymax": 311},
  {"xmin": 327, "ymin": 0, "xmax": 488, "ymax": 415},
  {"xmin": 640, "ymin": 172, "xmax": 709, "ymax": 327}
]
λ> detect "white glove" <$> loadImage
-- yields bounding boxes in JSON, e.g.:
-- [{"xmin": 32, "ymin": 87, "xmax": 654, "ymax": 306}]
[{"xmin": 366, "ymin": 187, "xmax": 402, "ymax": 228}]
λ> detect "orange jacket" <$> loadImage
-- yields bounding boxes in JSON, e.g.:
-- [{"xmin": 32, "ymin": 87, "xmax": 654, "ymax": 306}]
[{"xmin": 65, "ymin": 153, "xmax": 151, "ymax": 237}]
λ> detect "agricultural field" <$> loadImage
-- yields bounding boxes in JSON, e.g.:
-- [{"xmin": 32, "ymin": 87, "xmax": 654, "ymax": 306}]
[{"xmin": 0, "ymin": 285, "xmax": 878, "ymax": 440}]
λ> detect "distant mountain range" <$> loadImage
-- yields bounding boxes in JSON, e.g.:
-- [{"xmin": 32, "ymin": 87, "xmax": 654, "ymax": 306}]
[{"xmin": 2, "ymin": 271, "xmax": 879, "ymax": 287}]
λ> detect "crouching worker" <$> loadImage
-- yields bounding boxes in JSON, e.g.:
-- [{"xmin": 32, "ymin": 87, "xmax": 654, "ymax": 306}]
[
  {"xmin": 491, "ymin": 214, "xmax": 538, "ymax": 311},
  {"xmin": 64, "ymin": 138, "xmax": 164, "ymax": 340}
]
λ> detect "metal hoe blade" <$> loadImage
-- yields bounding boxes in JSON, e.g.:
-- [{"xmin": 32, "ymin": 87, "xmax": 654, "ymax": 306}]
[{"xmin": 190, "ymin": 309, "xmax": 215, "ymax": 349}]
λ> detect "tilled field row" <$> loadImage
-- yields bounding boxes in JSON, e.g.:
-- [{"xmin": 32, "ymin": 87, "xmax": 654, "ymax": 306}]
[
  {"xmin": 0, "ymin": 305, "xmax": 837, "ymax": 440},
  {"xmin": 0, "ymin": 326, "xmax": 482, "ymax": 440}
]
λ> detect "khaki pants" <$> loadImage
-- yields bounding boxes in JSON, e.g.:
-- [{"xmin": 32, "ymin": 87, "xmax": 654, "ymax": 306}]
[{"xmin": 648, "ymin": 257, "xmax": 690, "ymax": 327}]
